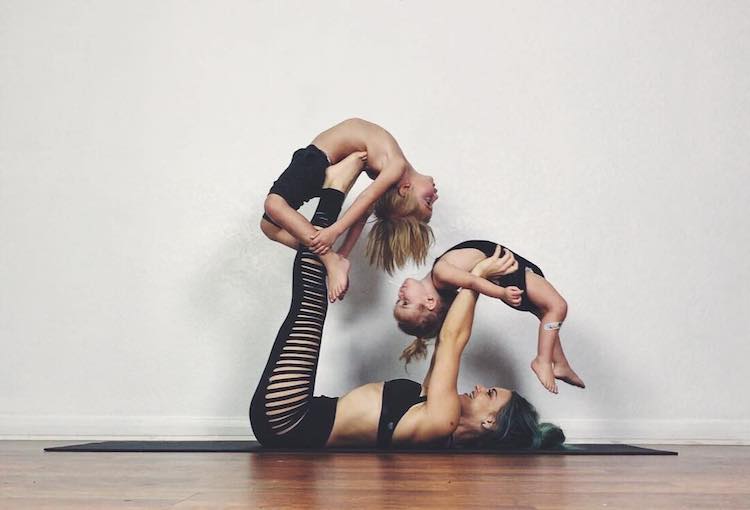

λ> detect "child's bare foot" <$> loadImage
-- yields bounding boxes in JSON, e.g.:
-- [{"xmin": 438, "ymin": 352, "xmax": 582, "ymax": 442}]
[
  {"xmin": 553, "ymin": 362, "xmax": 585, "ymax": 389},
  {"xmin": 321, "ymin": 253, "xmax": 351, "ymax": 303},
  {"xmin": 323, "ymin": 151, "xmax": 368, "ymax": 191},
  {"xmin": 531, "ymin": 357, "xmax": 558, "ymax": 394},
  {"xmin": 342, "ymin": 150, "xmax": 367, "ymax": 168}
]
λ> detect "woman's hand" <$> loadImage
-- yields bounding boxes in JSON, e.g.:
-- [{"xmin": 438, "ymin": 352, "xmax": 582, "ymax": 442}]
[
  {"xmin": 470, "ymin": 245, "xmax": 518, "ymax": 279},
  {"xmin": 309, "ymin": 226, "xmax": 341, "ymax": 255}
]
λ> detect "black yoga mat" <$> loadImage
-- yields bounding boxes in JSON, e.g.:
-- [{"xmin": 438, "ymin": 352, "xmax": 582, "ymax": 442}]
[{"xmin": 45, "ymin": 441, "xmax": 677, "ymax": 455}]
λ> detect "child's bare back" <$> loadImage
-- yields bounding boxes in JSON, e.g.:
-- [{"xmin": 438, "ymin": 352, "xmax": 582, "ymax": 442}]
[{"xmin": 311, "ymin": 118, "xmax": 411, "ymax": 172}]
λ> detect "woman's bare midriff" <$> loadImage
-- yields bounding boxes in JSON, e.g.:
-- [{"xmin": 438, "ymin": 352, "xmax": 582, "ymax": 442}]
[
  {"xmin": 325, "ymin": 381, "xmax": 383, "ymax": 447},
  {"xmin": 324, "ymin": 380, "xmax": 447, "ymax": 449}
]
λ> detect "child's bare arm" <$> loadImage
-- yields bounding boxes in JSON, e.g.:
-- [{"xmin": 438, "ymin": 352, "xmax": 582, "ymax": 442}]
[
  {"xmin": 468, "ymin": 272, "xmax": 524, "ymax": 307},
  {"xmin": 434, "ymin": 247, "xmax": 523, "ymax": 305},
  {"xmin": 432, "ymin": 260, "xmax": 478, "ymax": 289},
  {"xmin": 435, "ymin": 261, "xmax": 507, "ymax": 299},
  {"xmin": 309, "ymin": 160, "xmax": 406, "ymax": 253},
  {"xmin": 471, "ymin": 275, "xmax": 524, "ymax": 307},
  {"xmin": 336, "ymin": 212, "xmax": 370, "ymax": 258}
]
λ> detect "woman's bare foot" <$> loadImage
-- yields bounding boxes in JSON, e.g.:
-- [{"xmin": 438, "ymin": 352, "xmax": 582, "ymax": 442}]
[
  {"xmin": 553, "ymin": 362, "xmax": 585, "ymax": 389},
  {"xmin": 320, "ymin": 252, "xmax": 351, "ymax": 303},
  {"xmin": 531, "ymin": 357, "xmax": 558, "ymax": 394},
  {"xmin": 323, "ymin": 151, "xmax": 368, "ymax": 192}
]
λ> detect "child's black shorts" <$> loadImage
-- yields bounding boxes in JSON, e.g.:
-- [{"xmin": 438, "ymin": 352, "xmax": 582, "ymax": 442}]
[{"xmin": 262, "ymin": 145, "xmax": 330, "ymax": 227}]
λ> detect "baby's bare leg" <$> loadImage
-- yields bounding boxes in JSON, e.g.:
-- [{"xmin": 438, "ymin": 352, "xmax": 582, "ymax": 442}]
[
  {"xmin": 552, "ymin": 336, "xmax": 585, "ymax": 388},
  {"xmin": 526, "ymin": 272, "xmax": 585, "ymax": 391},
  {"xmin": 262, "ymin": 152, "xmax": 366, "ymax": 302},
  {"xmin": 532, "ymin": 309, "xmax": 586, "ymax": 389},
  {"xmin": 263, "ymin": 196, "xmax": 350, "ymax": 303},
  {"xmin": 262, "ymin": 152, "xmax": 368, "ymax": 250},
  {"xmin": 263, "ymin": 194, "xmax": 322, "ymax": 247},
  {"xmin": 260, "ymin": 217, "xmax": 300, "ymax": 250}
]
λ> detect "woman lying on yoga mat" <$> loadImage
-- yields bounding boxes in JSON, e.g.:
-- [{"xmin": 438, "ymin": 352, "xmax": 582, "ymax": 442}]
[
  {"xmin": 394, "ymin": 240, "xmax": 585, "ymax": 394},
  {"xmin": 250, "ymin": 193, "xmax": 563, "ymax": 449},
  {"xmin": 260, "ymin": 118, "xmax": 438, "ymax": 302}
]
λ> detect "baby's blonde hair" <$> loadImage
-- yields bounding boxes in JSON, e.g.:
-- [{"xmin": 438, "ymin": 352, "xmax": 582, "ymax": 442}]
[
  {"xmin": 396, "ymin": 300, "xmax": 449, "ymax": 365},
  {"xmin": 366, "ymin": 186, "xmax": 434, "ymax": 274},
  {"xmin": 399, "ymin": 337, "xmax": 431, "ymax": 365}
]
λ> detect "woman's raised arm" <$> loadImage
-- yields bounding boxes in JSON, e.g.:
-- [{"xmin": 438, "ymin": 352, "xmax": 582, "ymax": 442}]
[
  {"xmin": 412, "ymin": 287, "xmax": 479, "ymax": 441},
  {"xmin": 420, "ymin": 245, "xmax": 516, "ymax": 394},
  {"xmin": 411, "ymin": 246, "xmax": 513, "ymax": 443}
]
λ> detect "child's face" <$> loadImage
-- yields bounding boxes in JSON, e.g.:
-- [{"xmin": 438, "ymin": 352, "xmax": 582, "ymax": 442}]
[
  {"xmin": 393, "ymin": 277, "xmax": 431, "ymax": 323},
  {"xmin": 409, "ymin": 173, "xmax": 438, "ymax": 221}
]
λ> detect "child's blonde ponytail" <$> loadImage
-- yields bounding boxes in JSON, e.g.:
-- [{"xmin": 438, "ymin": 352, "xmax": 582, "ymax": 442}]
[{"xmin": 399, "ymin": 337, "xmax": 430, "ymax": 365}]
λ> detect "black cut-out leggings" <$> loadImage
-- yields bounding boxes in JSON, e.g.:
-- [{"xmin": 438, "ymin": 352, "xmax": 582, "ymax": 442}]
[{"xmin": 249, "ymin": 189, "xmax": 344, "ymax": 447}]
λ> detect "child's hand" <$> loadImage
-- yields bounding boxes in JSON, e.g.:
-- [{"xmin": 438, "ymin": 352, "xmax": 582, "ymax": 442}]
[
  {"xmin": 471, "ymin": 245, "xmax": 518, "ymax": 279},
  {"xmin": 309, "ymin": 226, "xmax": 340, "ymax": 255},
  {"xmin": 500, "ymin": 286, "xmax": 524, "ymax": 307}
]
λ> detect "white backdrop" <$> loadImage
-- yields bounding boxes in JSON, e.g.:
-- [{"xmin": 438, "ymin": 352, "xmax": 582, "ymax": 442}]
[{"xmin": 1, "ymin": 0, "xmax": 748, "ymax": 442}]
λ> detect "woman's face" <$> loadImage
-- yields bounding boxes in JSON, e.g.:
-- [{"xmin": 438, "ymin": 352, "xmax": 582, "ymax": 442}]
[{"xmin": 459, "ymin": 384, "xmax": 513, "ymax": 432}]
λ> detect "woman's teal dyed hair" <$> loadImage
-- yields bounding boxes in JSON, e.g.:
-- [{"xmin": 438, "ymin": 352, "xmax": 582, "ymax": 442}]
[{"xmin": 472, "ymin": 391, "xmax": 565, "ymax": 449}]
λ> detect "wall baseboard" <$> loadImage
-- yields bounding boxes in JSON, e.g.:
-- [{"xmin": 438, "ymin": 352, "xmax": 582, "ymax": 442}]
[
  {"xmin": 0, "ymin": 414, "xmax": 249, "ymax": 440},
  {"xmin": 552, "ymin": 418, "xmax": 750, "ymax": 445},
  {"xmin": 1, "ymin": 415, "xmax": 748, "ymax": 444}
]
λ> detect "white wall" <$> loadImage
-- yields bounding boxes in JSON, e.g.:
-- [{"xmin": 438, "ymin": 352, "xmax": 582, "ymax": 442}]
[{"xmin": 1, "ymin": 0, "xmax": 748, "ymax": 443}]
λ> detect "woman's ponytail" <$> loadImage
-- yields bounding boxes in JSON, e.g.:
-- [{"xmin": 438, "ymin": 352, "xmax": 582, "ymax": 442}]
[
  {"xmin": 470, "ymin": 391, "xmax": 566, "ymax": 450},
  {"xmin": 532, "ymin": 422, "xmax": 566, "ymax": 449}
]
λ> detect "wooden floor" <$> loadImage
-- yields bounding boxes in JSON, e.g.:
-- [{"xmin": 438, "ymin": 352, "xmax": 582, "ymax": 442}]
[{"xmin": 1, "ymin": 442, "xmax": 749, "ymax": 509}]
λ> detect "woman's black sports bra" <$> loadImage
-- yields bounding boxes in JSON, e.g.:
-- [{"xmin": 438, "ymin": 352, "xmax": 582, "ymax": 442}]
[{"xmin": 377, "ymin": 379, "xmax": 427, "ymax": 449}]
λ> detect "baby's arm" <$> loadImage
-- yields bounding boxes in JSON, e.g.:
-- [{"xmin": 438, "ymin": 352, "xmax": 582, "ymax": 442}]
[
  {"xmin": 336, "ymin": 211, "xmax": 369, "ymax": 258},
  {"xmin": 433, "ymin": 261, "xmax": 504, "ymax": 297},
  {"xmin": 310, "ymin": 160, "xmax": 406, "ymax": 253},
  {"xmin": 433, "ymin": 259, "xmax": 523, "ymax": 307}
]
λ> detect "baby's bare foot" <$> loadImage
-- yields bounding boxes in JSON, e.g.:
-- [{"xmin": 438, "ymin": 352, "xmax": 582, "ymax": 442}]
[
  {"xmin": 553, "ymin": 362, "xmax": 585, "ymax": 389},
  {"xmin": 321, "ymin": 253, "xmax": 351, "ymax": 303},
  {"xmin": 323, "ymin": 151, "xmax": 368, "ymax": 190},
  {"xmin": 348, "ymin": 150, "xmax": 368, "ymax": 164},
  {"xmin": 336, "ymin": 151, "xmax": 368, "ymax": 179},
  {"xmin": 531, "ymin": 357, "xmax": 558, "ymax": 394}
]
